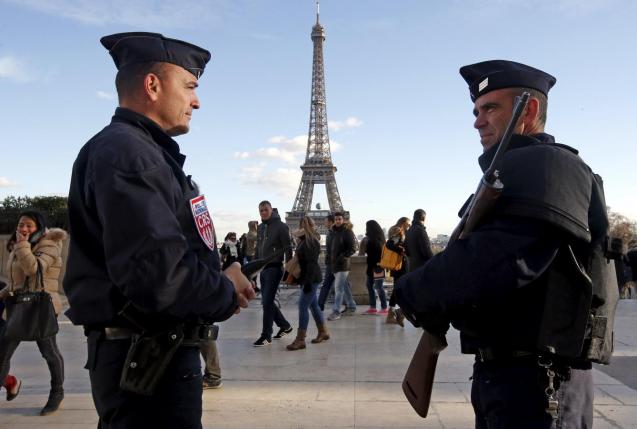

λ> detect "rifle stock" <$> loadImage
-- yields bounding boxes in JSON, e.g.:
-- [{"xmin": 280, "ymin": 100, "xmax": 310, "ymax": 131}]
[
  {"xmin": 403, "ymin": 92, "xmax": 530, "ymax": 418},
  {"xmin": 402, "ymin": 331, "xmax": 447, "ymax": 417}
]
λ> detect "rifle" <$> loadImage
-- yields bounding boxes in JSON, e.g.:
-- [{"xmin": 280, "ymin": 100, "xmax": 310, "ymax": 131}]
[
  {"xmin": 402, "ymin": 92, "xmax": 531, "ymax": 418},
  {"xmin": 241, "ymin": 245, "xmax": 292, "ymax": 280}
]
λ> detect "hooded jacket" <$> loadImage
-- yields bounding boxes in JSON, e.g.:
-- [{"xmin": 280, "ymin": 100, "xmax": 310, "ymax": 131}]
[
  {"xmin": 256, "ymin": 210, "xmax": 292, "ymax": 265},
  {"xmin": 329, "ymin": 223, "xmax": 356, "ymax": 273}
]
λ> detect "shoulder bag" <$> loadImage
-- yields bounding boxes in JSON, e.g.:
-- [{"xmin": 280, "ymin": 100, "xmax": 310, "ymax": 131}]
[
  {"xmin": 4, "ymin": 259, "xmax": 59, "ymax": 341},
  {"xmin": 379, "ymin": 245, "xmax": 403, "ymax": 271}
]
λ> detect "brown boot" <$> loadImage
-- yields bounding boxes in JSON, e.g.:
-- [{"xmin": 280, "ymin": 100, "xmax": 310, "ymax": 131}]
[
  {"xmin": 395, "ymin": 308, "xmax": 405, "ymax": 328},
  {"xmin": 286, "ymin": 329, "xmax": 307, "ymax": 351},
  {"xmin": 311, "ymin": 323, "xmax": 330, "ymax": 344},
  {"xmin": 386, "ymin": 307, "xmax": 399, "ymax": 324}
]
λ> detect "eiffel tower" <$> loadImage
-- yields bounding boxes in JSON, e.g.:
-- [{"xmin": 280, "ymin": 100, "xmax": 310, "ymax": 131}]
[{"xmin": 286, "ymin": 1, "xmax": 348, "ymax": 236}]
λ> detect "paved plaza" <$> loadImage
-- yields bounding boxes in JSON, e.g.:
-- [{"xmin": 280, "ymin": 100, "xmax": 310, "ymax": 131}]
[{"xmin": 2, "ymin": 290, "xmax": 637, "ymax": 428}]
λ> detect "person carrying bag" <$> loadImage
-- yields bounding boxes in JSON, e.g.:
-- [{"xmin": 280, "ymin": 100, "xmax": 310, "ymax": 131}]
[{"xmin": 0, "ymin": 210, "xmax": 66, "ymax": 415}]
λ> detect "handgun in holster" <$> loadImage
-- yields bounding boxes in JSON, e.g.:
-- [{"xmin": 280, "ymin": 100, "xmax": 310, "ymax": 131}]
[{"xmin": 117, "ymin": 302, "xmax": 185, "ymax": 396}]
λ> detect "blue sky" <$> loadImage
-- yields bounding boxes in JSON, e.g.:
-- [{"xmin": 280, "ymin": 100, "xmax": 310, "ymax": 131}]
[{"xmin": 1, "ymin": 0, "xmax": 635, "ymax": 238}]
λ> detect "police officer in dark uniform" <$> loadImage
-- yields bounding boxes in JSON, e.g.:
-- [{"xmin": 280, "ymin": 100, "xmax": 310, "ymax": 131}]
[
  {"xmin": 63, "ymin": 32, "xmax": 255, "ymax": 429},
  {"xmin": 396, "ymin": 60, "xmax": 618, "ymax": 428}
]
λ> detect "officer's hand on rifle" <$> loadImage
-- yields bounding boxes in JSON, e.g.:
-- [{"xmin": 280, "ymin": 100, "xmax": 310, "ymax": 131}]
[{"xmin": 223, "ymin": 262, "xmax": 256, "ymax": 313}]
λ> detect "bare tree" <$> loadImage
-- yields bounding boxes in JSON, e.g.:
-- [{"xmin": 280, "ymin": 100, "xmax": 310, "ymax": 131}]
[{"xmin": 608, "ymin": 209, "xmax": 637, "ymax": 250}]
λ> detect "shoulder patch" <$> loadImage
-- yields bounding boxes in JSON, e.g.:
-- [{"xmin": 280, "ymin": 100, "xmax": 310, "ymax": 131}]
[{"xmin": 189, "ymin": 195, "xmax": 216, "ymax": 251}]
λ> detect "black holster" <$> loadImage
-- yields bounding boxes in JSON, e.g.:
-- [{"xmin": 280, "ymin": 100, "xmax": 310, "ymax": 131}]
[{"xmin": 119, "ymin": 325, "xmax": 184, "ymax": 396}]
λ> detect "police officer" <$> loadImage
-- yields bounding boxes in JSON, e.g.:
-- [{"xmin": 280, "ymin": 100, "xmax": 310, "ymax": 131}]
[
  {"xmin": 64, "ymin": 32, "xmax": 255, "ymax": 428},
  {"xmin": 396, "ymin": 60, "xmax": 618, "ymax": 428}
]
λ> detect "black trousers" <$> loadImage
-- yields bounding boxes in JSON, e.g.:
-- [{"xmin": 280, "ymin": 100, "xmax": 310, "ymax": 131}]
[
  {"xmin": 0, "ymin": 330, "xmax": 64, "ymax": 392},
  {"xmin": 86, "ymin": 331, "xmax": 202, "ymax": 429},
  {"xmin": 471, "ymin": 358, "xmax": 593, "ymax": 429}
]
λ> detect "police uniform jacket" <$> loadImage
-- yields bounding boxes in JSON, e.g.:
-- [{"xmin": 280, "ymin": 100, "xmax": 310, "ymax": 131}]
[
  {"xmin": 63, "ymin": 108, "xmax": 237, "ymax": 327},
  {"xmin": 396, "ymin": 133, "xmax": 611, "ymax": 362}
]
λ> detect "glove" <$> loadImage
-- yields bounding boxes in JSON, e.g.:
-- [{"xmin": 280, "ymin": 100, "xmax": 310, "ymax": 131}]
[{"xmin": 302, "ymin": 283, "xmax": 312, "ymax": 293}]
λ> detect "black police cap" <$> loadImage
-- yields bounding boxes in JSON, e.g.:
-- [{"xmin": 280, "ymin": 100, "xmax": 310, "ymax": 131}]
[
  {"xmin": 101, "ymin": 32, "xmax": 211, "ymax": 78},
  {"xmin": 459, "ymin": 60, "xmax": 556, "ymax": 102}
]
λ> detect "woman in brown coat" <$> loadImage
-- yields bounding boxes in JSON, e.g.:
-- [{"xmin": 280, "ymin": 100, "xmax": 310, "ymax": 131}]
[{"xmin": 0, "ymin": 210, "xmax": 65, "ymax": 415}]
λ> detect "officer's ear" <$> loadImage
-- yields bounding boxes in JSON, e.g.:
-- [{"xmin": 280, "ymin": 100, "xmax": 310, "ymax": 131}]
[
  {"xmin": 143, "ymin": 72, "xmax": 162, "ymax": 102},
  {"xmin": 520, "ymin": 97, "xmax": 541, "ymax": 130}
]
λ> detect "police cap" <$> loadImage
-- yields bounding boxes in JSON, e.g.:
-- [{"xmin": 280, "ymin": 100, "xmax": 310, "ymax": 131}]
[
  {"xmin": 101, "ymin": 32, "xmax": 211, "ymax": 78},
  {"xmin": 459, "ymin": 60, "xmax": 556, "ymax": 102}
]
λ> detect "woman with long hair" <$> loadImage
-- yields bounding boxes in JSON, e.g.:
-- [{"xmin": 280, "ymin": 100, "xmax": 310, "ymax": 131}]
[
  {"xmin": 0, "ymin": 210, "xmax": 66, "ymax": 415},
  {"xmin": 287, "ymin": 216, "xmax": 329, "ymax": 350},
  {"xmin": 219, "ymin": 231, "xmax": 242, "ymax": 270},
  {"xmin": 386, "ymin": 216, "xmax": 410, "ymax": 326},
  {"xmin": 363, "ymin": 220, "xmax": 388, "ymax": 315}
]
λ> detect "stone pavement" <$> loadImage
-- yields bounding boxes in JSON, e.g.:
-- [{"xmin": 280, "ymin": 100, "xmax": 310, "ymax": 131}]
[{"xmin": 2, "ymin": 290, "xmax": 637, "ymax": 428}]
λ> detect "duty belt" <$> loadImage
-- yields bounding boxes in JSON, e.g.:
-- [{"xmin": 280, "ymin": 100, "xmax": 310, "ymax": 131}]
[
  {"xmin": 95, "ymin": 324, "xmax": 218, "ymax": 344},
  {"xmin": 477, "ymin": 347, "xmax": 534, "ymax": 362}
]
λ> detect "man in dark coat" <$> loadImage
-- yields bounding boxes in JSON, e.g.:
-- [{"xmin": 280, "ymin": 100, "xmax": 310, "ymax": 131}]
[
  {"xmin": 405, "ymin": 209, "xmax": 434, "ymax": 272},
  {"xmin": 327, "ymin": 212, "xmax": 357, "ymax": 320},
  {"xmin": 253, "ymin": 202, "xmax": 293, "ymax": 346},
  {"xmin": 64, "ymin": 32, "xmax": 255, "ymax": 429},
  {"xmin": 396, "ymin": 60, "xmax": 618, "ymax": 428}
]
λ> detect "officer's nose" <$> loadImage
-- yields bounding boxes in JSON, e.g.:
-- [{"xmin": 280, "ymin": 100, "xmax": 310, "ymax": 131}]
[
  {"xmin": 474, "ymin": 112, "xmax": 486, "ymax": 130},
  {"xmin": 192, "ymin": 95, "xmax": 200, "ymax": 110}
]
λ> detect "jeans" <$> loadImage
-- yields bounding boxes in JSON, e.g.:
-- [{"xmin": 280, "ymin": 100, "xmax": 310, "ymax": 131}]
[
  {"xmin": 332, "ymin": 271, "xmax": 356, "ymax": 314},
  {"xmin": 471, "ymin": 358, "xmax": 593, "ymax": 429},
  {"xmin": 86, "ymin": 331, "xmax": 202, "ymax": 429},
  {"xmin": 318, "ymin": 266, "xmax": 335, "ymax": 311},
  {"xmin": 199, "ymin": 340, "xmax": 220, "ymax": 380},
  {"xmin": 298, "ymin": 282, "xmax": 324, "ymax": 330},
  {"xmin": 260, "ymin": 266, "xmax": 290, "ymax": 339},
  {"xmin": 366, "ymin": 275, "xmax": 387, "ymax": 309},
  {"xmin": 0, "ymin": 332, "xmax": 64, "ymax": 392}
]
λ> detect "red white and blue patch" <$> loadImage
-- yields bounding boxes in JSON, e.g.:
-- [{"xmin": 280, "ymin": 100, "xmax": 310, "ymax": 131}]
[{"xmin": 189, "ymin": 195, "xmax": 216, "ymax": 251}]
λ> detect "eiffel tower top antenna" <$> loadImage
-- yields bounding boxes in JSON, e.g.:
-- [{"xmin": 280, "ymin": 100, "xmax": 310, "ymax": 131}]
[{"xmin": 286, "ymin": 1, "xmax": 348, "ymax": 235}]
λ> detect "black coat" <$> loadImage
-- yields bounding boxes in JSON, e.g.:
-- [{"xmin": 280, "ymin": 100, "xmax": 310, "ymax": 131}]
[
  {"xmin": 329, "ymin": 225, "xmax": 356, "ymax": 273},
  {"xmin": 365, "ymin": 237, "xmax": 383, "ymax": 277},
  {"xmin": 396, "ymin": 133, "xmax": 610, "ymax": 361},
  {"xmin": 257, "ymin": 211, "xmax": 292, "ymax": 265},
  {"xmin": 64, "ymin": 108, "xmax": 237, "ymax": 326},
  {"xmin": 296, "ymin": 236, "xmax": 322, "ymax": 285},
  {"xmin": 405, "ymin": 222, "xmax": 433, "ymax": 271}
]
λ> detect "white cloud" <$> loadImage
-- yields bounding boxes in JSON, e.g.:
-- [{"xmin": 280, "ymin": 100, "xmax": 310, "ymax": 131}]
[
  {"xmin": 0, "ymin": 56, "xmax": 31, "ymax": 83},
  {"xmin": 7, "ymin": 0, "xmax": 236, "ymax": 28},
  {"xmin": 96, "ymin": 90, "xmax": 115, "ymax": 100},
  {"xmin": 0, "ymin": 177, "xmax": 18, "ymax": 187},
  {"xmin": 233, "ymin": 126, "xmax": 351, "ymax": 195},
  {"xmin": 328, "ymin": 116, "xmax": 363, "ymax": 132},
  {"xmin": 238, "ymin": 164, "xmax": 301, "ymax": 198},
  {"xmin": 234, "ymin": 135, "xmax": 307, "ymax": 165}
]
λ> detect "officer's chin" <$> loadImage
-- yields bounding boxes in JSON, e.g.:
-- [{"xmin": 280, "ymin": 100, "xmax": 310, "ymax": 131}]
[{"xmin": 166, "ymin": 124, "xmax": 190, "ymax": 137}]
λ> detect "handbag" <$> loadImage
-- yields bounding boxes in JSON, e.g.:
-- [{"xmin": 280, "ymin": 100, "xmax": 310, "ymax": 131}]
[
  {"xmin": 373, "ymin": 266, "xmax": 386, "ymax": 279},
  {"xmin": 282, "ymin": 271, "xmax": 299, "ymax": 285},
  {"xmin": 4, "ymin": 260, "xmax": 59, "ymax": 341},
  {"xmin": 379, "ymin": 245, "xmax": 403, "ymax": 271},
  {"xmin": 284, "ymin": 254, "xmax": 301, "ymax": 279}
]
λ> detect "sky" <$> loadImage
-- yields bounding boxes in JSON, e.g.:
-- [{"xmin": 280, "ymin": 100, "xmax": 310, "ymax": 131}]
[{"xmin": 1, "ymin": 0, "xmax": 635, "ymax": 239}]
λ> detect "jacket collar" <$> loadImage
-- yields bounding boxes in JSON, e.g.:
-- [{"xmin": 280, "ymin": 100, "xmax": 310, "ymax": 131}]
[
  {"xmin": 478, "ymin": 133, "xmax": 556, "ymax": 172},
  {"xmin": 112, "ymin": 107, "xmax": 186, "ymax": 167}
]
